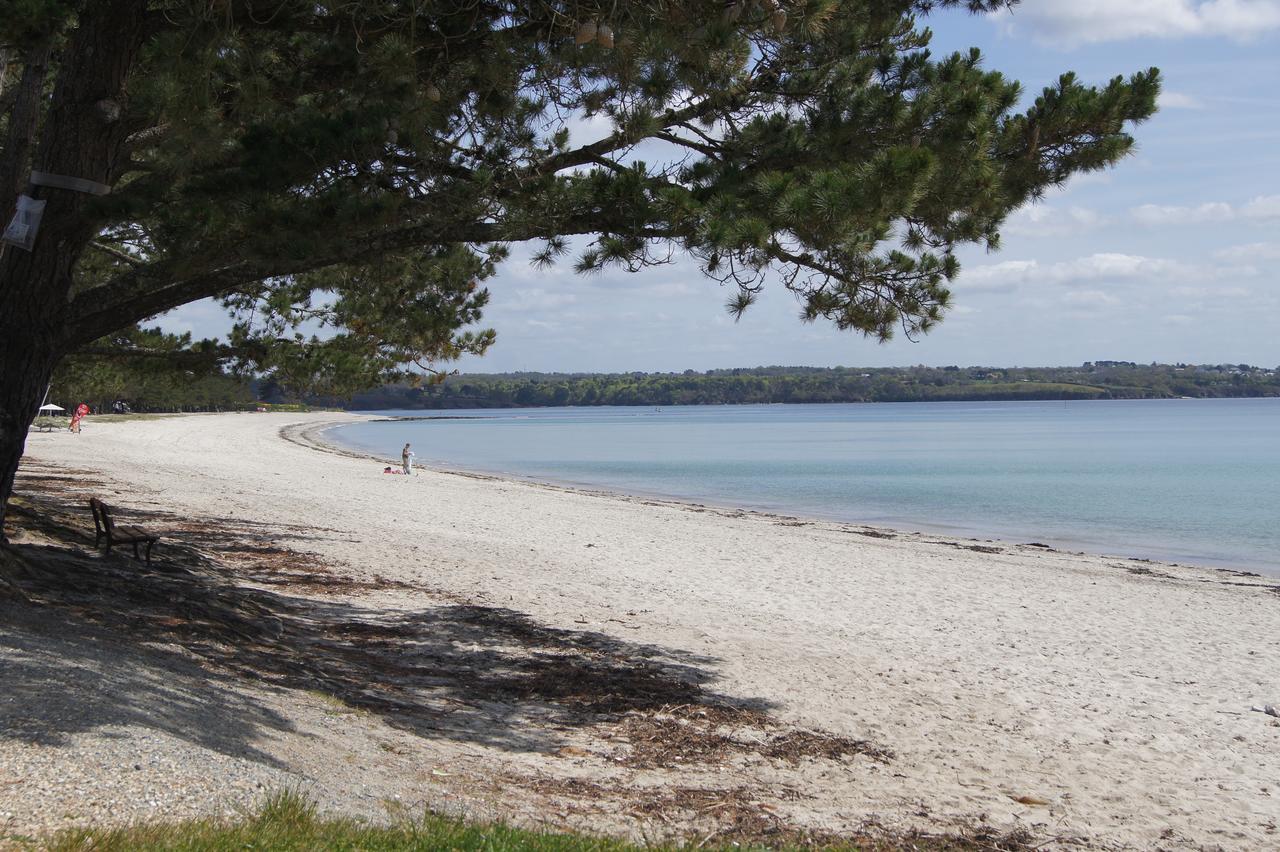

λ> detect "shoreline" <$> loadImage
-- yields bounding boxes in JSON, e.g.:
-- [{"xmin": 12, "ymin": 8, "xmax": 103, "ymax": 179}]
[
  {"xmin": 311, "ymin": 413, "xmax": 1279, "ymax": 579},
  {"xmin": 8, "ymin": 411, "xmax": 1280, "ymax": 849}
]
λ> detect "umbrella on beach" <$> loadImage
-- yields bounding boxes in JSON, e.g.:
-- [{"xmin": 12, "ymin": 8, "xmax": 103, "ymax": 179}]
[{"xmin": 38, "ymin": 404, "xmax": 65, "ymax": 412}]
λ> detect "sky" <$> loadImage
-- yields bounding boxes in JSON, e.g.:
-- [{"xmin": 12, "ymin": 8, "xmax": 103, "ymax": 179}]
[{"xmin": 160, "ymin": 0, "xmax": 1280, "ymax": 372}]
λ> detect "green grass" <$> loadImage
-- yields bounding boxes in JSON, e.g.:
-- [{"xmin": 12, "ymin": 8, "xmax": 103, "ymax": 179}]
[
  {"xmin": 45, "ymin": 792, "xmax": 650, "ymax": 852},
  {"xmin": 36, "ymin": 791, "xmax": 1032, "ymax": 852},
  {"xmin": 247, "ymin": 402, "xmax": 345, "ymax": 413},
  {"xmin": 30, "ymin": 413, "xmax": 174, "ymax": 428},
  {"xmin": 30, "ymin": 416, "xmax": 69, "ymax": 430},
  {"xmin": 78, "ymin": 412, "xmax": 184, "ymax": 423}
]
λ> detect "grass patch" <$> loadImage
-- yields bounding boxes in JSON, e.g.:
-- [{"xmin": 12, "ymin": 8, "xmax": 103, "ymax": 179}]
[
  {"xmin": 76, "ymin": 413, "xmax": 184, "ymax": 423},
  {"xmin": 45, "ymin": 792, "xmax": 634, "ymax": 851},
  {"xmin": 39, "ymin": 791, "xmax": 1036, "ymax": 852},
  {"xmin": 306, "ymin": 689, "xmax": 372, "ymax": 718}
]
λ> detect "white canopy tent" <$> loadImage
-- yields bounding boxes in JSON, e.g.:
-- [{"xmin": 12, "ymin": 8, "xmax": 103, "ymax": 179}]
[{"xmin": 38, "ymin": 403, "xmax": 65, "ymax": 412}]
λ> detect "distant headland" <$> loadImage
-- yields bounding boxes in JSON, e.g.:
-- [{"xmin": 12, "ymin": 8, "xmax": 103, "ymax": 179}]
[{"xmin": 326, "ymin": 362, "xmax": 1280, "ymax": 410}]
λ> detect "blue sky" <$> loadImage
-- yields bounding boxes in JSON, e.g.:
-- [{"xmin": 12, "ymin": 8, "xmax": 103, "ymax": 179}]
[{"xmin": 162, "ymin": 1, "xmax": 1280, "ymax": 372}]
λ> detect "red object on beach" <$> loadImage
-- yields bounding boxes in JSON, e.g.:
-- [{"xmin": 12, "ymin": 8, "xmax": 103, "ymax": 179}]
[{"xmin": 69, "ymin": 403, "xmax": 90, "ymax": 431}]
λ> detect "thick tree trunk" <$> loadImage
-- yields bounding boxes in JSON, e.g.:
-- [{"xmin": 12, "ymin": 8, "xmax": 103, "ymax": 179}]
[
  {"xmin": 0, "ymin": 332, "xmax": 59, "ymax": 542},
  {"xmin": 0, "ymin": 0, "xmax": 148, "ymax": 541},
  {"xmin": 0, "ymin": 42, "xmax": 54, "ymax": 220}
]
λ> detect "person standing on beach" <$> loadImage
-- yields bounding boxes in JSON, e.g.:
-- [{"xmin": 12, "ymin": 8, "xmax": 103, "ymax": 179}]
[{"xmin": 401, "ymin": 443, "xmax": 414, "ymax": 476}]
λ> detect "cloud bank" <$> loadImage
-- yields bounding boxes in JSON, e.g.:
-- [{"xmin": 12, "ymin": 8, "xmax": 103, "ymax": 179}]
[
  {"xmin": 993, "ymin": 0, "xmax": 1280, "ymax": 46},
  {"xmin": 1130, "ymin": 195, "xmax": 1280, "ymax": 224}
]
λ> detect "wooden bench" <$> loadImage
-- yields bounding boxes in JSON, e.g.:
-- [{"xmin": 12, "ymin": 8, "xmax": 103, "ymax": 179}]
[{"xmin": 89, "ymin": 498, "xmax": 158, "ymax": 564}]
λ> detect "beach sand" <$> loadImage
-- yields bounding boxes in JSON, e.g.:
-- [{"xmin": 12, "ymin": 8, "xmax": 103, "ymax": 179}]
[{"xmin": 3, "ymin": 411, "xmax": 1279, "ymax": 849}]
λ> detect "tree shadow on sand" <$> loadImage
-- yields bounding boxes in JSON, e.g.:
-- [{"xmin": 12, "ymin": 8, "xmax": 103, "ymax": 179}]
[
  {"xmin": 2, "ymin": 473, "xmax": 808, "ymax": 766},
  {"xmin": 0, "ymin": 603, "xmax": 298, "ymax": 769},
  {"xmin": 7, "ymin": 469, "xmax": 1028, "ymax": 849}
]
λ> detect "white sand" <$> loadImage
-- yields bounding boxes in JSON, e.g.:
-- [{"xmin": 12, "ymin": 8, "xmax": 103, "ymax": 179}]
[{"xmin": 8, "ymin": 411, "xmax": 1280, "ymax": 848}]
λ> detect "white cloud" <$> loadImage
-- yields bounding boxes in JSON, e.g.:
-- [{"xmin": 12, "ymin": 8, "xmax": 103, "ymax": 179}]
[
  {"xmin": 155, "ymin": 298, "xmax": 235, "ymax": 339},
  {"xmin": 1130, "ymin": 201, "xmax": 1235, "ymax": 225},
  {"xmin": 1214, "ymin": 241, "xmax": 1280, "ymax": 261},
  {"xmin": 1062, "ymin": 289, "xmax": 1120, "ymax": 307},
  {"xmin": 1004, "ymin": 204, "xmax": 1108, "ymax": 237},
  {"xmin": 506, "ymin": 287, "xmax": 578, "ymax": 310},
  {"xmin": 1158, "ymin": 91, "xmax": 1206, "ymax": 109},
  {"xmin": 1129, "ymin": 195, "xmax": 1280, "ymax": 224},
  {"xmin": 991, "ymin": 0, "xmax": 1280, "ymax": 46},
  {"xmin": 960, "ymin": 253, "xmax": 1213, "ymax": 293},
  {"xmin": 958, "ymin": 259, "xmax": 1039, "ymax": 292},
  {"xmin": 1051, "ymin": 253, "xmax": 1189, "ymax": 282},
  {"xmin": 1169, "ymin": 284, "xmax": 1253, "ymax": 298},
  {"xmin": 1242, "ymin": 194, "xmax": 1280, "ymax": 220},
  {"xmin": 565, "ymin": 112, "xmax": 614, "ymax": 146}
]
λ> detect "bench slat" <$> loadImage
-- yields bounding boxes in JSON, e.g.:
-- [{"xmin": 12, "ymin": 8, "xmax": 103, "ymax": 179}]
[{"xmin": 113, "ymin": 525, "xmax": 156, "ymax": 541}]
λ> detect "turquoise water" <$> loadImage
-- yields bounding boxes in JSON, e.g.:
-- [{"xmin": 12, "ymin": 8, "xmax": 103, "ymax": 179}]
[{"xmin": 329, "ymin": 399, "xmax": 1280, "ymax": 575}]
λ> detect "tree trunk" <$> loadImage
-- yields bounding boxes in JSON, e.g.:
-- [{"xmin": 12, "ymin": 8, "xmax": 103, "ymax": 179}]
[
  {"xmin": 0, "ymin": 42, "xmax": 54, "ymax": 220},
  {"xmin": 0, "ymin": 0, "xmax": 148, "ymax": 541},
  {"xmin": 0, "ymin": 332, "xmax": 59, "ymax": 542}
]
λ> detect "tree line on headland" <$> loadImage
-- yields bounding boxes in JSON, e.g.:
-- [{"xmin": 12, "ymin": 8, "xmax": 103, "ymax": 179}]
[
  {"xmin": 47, "ymin": 347, "xmax": 1280, "ymax": 414},
  {"xmin": 333, "ymin": 362, "xmax": 1280, "ymax": 410}
]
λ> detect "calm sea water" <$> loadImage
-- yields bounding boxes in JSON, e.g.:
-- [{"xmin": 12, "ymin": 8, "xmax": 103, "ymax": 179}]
[{"xmin": 328, "ymin": 399, "xmax": 1280, "ymax": 575}]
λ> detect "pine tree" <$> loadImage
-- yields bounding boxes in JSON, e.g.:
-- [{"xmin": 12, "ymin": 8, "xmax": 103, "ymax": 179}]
[
  {"xmin": 0, "ymin": 0, "xmax": 1159, "ymax": 537},
  {"xmin": 51, "ymin": 325, "xmax": 254, "ymax": 413}
]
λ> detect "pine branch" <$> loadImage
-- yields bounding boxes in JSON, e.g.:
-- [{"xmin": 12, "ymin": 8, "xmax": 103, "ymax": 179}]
[
  {"xmin": 64, "ymin": 214, "xmax": 681, "ymax": 347},
  {"xmin": 529, "ymin": 99, "xmax": 728, "ymax": 177},
  {"xmin": 89, "ymin": 241, "xmax": 144, "ymax": 266},
  {"xmin": 654, "ymin": 131, "xmax": 721, "ymax": 158}
]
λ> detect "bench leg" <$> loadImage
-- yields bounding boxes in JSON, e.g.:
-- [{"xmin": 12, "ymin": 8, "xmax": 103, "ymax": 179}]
[
  {"xmin": 132, "ymin": 540, "xmax": 140, "ymax": 560},
  {"xmin": 104, "ymin": 538, "xmax": 113, "ymax": 556},
  {"xmin": 144, "ymin": 540, "xmax": 154, "ymax": 565}
]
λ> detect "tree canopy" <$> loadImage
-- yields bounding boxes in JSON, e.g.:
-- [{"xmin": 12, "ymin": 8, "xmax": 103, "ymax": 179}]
[
  {"xmin": 49, "ymin": 326, "xmax": 254, "ymax": 414},
  {"xmin": 0, "ymin": 0, "xmax": 1159, "ymax": 533}
]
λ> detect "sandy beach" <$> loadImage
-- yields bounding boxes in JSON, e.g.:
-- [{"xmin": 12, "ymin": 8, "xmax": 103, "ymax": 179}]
[{"xmin": 3, "ymin": 411, "xmax": 1279, "ymax": 849}]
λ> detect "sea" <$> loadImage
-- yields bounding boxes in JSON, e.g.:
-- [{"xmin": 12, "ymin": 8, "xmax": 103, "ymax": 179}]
[{"xmin": 327, "ymin": 398, "xmax": 1280, "ymax": 576}]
